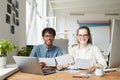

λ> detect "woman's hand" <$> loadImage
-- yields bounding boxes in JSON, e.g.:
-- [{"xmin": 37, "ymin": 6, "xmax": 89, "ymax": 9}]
[
  {"xmin": 56, "ymin": 64, "xmax": 69, "ymax": 71},
  {"xmin": 88, "ymin": 64, "xmax": 104, "ymax": 72},
  {"xmin": 88, "ymin": 66, "xmax": 96, "ymax": 72},
  {"xmin": 56, "ymin": 64, "xmax": 64, "ymax": 70}
]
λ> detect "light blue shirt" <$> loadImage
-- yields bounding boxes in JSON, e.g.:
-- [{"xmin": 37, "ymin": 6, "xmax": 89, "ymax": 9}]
[{"xmin": 30, "ymin": 44, "xmax": 63, "ymax": 58}]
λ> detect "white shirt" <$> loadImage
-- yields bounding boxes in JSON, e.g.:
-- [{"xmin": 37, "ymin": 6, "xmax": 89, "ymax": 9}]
[{"xmin": 69, "ymin": 44, "xmax": 107, "ymax": 68}]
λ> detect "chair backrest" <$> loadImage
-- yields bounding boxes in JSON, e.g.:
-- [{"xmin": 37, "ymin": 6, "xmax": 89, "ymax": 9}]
[{"xmin": 53, "ymin": 39, "xmax": 68, "ymax": 55}]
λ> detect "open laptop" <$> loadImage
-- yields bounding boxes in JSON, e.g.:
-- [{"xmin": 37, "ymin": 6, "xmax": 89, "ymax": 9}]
[{"xmin": 13, "ymin": 56, "xmax": 56, "ymax": 75}]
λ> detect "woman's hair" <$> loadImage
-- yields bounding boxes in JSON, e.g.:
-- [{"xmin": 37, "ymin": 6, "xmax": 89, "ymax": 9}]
[
  {"xmin": 42, "ymin": 27, "xmax": 56, "ymax": 37},
  {"xmin": 77, "ymin": 26, "xmax": 92, "ymax": 44}
]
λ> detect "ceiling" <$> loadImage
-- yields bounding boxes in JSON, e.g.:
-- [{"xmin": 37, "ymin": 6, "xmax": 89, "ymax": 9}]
[{"xmin": 49, "ymin": 0, "xmax": 120, "ymax": 15}]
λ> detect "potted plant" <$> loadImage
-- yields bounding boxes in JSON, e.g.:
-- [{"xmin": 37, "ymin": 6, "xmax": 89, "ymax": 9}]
[
  {"xmin": 0, "ymin": 39, "xmax": 17, "ymax": 68},
  {"xmin": 17, "ymin": 46, "xmax": 32, "ymax": 56}
]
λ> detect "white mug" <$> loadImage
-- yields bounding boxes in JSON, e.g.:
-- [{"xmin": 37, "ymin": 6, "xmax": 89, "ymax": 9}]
[{"xmin": 95, "ymin": 68, "xmax": 104, "ymax": 76}]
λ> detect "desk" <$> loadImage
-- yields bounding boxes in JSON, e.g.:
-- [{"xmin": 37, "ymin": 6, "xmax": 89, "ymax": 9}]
[{"xmin": 7, "ymin": 70, "xmax": 120, "ymax": 80}]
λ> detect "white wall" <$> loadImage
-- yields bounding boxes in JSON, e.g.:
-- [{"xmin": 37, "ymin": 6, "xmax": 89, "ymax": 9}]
[
  {"xmin": 0, "ymin": 0, "xmax": 26, "ymax": 64},
  {"xmin": 54, "ymin": 12, "xmax": 120, "ymax": 51},
  {"xmin": 90, "ymin": 27, "xmax": 110, "ymax": 51}
]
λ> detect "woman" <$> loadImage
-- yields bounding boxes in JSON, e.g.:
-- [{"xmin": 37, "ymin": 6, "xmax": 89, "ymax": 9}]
[{"xmin": 69, "ymin": 26, "xmax": 107, "ymax": 71}]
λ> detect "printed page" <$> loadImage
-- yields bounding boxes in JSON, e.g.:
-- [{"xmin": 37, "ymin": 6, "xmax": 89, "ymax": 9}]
[
  {"xmin": 74, "ymin": 58, "xmax": 92, "ymax": 69},
  {"xmin": 55, "ymin": 54, "xmax": 74, "ymax": 65},
  {"xmin": 39, "ymin": 58, "xmax": 56, "ymax": 66}
]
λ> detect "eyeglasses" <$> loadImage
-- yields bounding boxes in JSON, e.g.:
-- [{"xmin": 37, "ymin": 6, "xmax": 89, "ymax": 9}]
[
  {"xmin": 44, "ymin": 35, "xmax": 54, "ymax": 39},
  {"xmin": 77, "ymin": 34, "xmax": 89, "ymax": 37}
]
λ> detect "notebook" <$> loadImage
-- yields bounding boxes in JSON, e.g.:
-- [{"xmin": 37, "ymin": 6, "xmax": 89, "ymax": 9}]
[{"xmin": 13, "ymin": 56, "xmax": 56, "ymax": 75}]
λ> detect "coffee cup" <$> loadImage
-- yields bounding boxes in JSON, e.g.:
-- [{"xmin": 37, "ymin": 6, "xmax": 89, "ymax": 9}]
[{"xmin": 95, "ymin": 68, "xmax": 104, "ymax": 76}]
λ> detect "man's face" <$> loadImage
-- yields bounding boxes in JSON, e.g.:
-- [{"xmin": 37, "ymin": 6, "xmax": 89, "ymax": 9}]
[{"xmin": 42, "ymin": 32, "xmax": 55, "ymax": 47}]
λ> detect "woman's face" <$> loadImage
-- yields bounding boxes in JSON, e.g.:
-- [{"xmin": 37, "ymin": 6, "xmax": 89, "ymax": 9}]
[
  {"xmin": 42, "ymin": 32, "xmax": 55, "ymax": 48},
  {"xmin": 77, "ymin": 28, "xmax": 89, "ymax": 45}
]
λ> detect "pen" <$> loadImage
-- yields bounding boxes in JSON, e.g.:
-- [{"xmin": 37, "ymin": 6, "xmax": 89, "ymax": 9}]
[{"xmin": 72, "ymin": 75, "xmax": 84, "ymax": 78}]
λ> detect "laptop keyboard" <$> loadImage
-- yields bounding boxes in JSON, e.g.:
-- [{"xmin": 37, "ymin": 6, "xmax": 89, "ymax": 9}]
[{"xmin": 43, "ymin": 69, "xmax": 56, "ymax": 75}]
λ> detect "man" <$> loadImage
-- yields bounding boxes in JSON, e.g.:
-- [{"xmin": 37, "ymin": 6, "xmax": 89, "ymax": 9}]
[{"xmin": 30, "ymin": 27, "xmax": 63, "ymax": 68}]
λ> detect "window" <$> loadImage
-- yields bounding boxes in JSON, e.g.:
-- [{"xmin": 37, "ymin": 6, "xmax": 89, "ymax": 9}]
[{"xmin": 26, "ymin": 0, "xmax": 47, "ymax": 45}]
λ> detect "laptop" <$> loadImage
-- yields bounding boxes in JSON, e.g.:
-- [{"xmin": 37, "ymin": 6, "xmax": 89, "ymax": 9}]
[{"xmin": 13, "ymin": 56, "xmax": 56, "ymax": 75}]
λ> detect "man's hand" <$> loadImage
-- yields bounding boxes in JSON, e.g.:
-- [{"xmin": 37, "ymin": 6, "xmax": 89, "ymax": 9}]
[{"xmin": 39, "ymin": 62, "xmax": 46, "ymax": 68}]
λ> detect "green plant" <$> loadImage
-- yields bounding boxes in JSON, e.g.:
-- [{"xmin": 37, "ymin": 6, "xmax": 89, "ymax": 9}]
[
  {"xmin": 0, "ymin": 39, "xmax": 17, "ymax": 57},
  {"xmin": 17, "ymin": 46, "xmax": 32, "ymax": 56}
]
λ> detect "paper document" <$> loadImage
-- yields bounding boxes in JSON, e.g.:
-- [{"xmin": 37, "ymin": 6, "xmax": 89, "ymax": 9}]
[
  {"xmin": 39, "ymin": 58, "xmax": 56, "ymax": 66},
  {"xmin": 68, "ymin": 65, "xmax": 79, "ymax": 70},
  {"xmin": 74, "ymin": 58, "xmax": 92, "ymax": 69},
  {"xmin": 55, "ymin": 54, "xmax": 74, "ymax": 65}
]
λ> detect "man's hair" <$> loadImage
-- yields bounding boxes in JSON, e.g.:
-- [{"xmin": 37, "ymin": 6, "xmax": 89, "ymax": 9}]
[{"xmin": 42, "ymin": 27, "xmax": 56, "ymax": 37}]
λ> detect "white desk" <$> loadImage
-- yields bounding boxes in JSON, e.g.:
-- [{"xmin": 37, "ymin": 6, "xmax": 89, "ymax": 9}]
[{"xmin": 0, "ymin": 64, "xmax": 19, "ymax": 80}]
